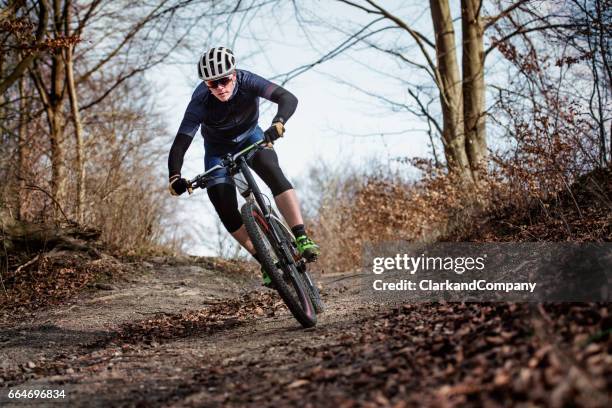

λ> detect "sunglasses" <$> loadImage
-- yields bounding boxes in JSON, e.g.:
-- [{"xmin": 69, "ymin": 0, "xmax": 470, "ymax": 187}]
[{"xmin": 206, "ymin": 75, "xmax": 233, "ymax": 89}]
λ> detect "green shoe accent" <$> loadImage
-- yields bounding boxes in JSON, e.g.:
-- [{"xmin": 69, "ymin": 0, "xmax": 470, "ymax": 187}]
[
  {"xmin": 296, "ymin": 235, "xmax": 320, "ymax": 261},
  {"xmin": 261, "ymin": 267, "xmax": 273, "ymax": 287}
]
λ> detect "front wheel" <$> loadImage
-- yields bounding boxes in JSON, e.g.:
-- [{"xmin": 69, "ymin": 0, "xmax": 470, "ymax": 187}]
[
  {"xmin": 269, "ymin": 217, "xmax": 325, "ymax": 314},
  {"xmin": 241, "ymin": 201, "xmax": 316, "ymax": 328}
]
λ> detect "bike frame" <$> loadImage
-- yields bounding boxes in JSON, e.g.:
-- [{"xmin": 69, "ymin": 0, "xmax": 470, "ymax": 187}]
[{"xmin": 188, "ymin": 141, "xmax": 297, "ymax": 269}]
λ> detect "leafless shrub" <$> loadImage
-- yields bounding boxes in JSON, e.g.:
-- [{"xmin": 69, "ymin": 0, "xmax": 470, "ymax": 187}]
[{"xmin": 305, "ymin": 158, "xmax": 498, "ymax": 273}]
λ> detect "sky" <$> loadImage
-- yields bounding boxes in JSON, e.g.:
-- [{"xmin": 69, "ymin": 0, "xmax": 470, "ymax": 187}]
[{"xmin": 146, "ymin": 1, "xmax": 499, "ymax": 256}]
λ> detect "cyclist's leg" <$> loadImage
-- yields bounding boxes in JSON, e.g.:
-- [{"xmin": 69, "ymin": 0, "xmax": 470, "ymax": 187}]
[
  {"xmin": 242, "ymin": 126, "xmax": 302, "ymax": 225},
  {"xmin": 208, "ymin": 186, "xmax": 272, "ymax": 285},
  {"xmin": 249, "ymin": 146, "xmax": 297, "ymax": 221},
  {"xmin": 207, "ymin": 183, "xmax": 255, "ymax": 252},
  {"xmin": 273, "ymin": 189, "xmax": 303, "ymax": 226},
  {"xmin": 249, "ymin": 141, "xmax": 320, "ymax": 260},
  {"xmin": 204, "ymin": 147, "xmax": 256, "ymax": 255}
]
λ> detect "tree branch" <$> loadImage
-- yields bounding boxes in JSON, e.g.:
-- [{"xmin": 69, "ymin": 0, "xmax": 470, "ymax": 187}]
[
  {"xmin": 0, "ymin": 0, "xmax": 26, "ymax": 23},
  {"xmin": 358, "ymin": 40, "xmax": 436, "ymax": 81},
  {"xmin": 364, "ymin": 0, "xmax": 435, "ymax": 48},
  {"xmin": 483, "ymin": 0, "xmax": 530, "ymax": 29},
  {"xmin": 271, "ymin": 18, "xmax": 390, "ymax": 84},
  {"xmin": 364, "ymin": 1, "xmax": 442, "ymax": 94},
  {"xmin": 407, "ymin": 88, "xmax": 443, "ymax": 136},
  {"xmin": 76, "ymin": 0, "xmax": 168, "ymax": 84},
  {"xmin": 337, "ymin": 0, "xmax": 378, "ymax": 14},
  {"xmin": 0, "ymin": 0, "xmax": 49, "ymax": 94},
  {"xmin": 486, "ymin": 23, "xmax": 586, "ymax": 56}
]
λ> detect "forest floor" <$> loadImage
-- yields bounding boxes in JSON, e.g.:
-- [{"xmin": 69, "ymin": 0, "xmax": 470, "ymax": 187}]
[{"xmin": 0, "ymin": 254, "xmax": 609, "ymax": 407}]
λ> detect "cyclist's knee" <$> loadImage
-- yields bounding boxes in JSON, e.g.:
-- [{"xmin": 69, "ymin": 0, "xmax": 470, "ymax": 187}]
[
  {"xmin": 271, "ymin": 184, "xmax": 292, "ymax": 197},
  {"xmin": 226, "ymin": 221, "xmax": 244, "ymax": 234},
  {"xmin": 251, "ymin": 148, "xmax": 293, "ymax": 195},
  {"xmin": 269, "ymin": 178, "xmax": 293, "ymax": 196},
  {"xmin": 207, "ymin": 183, "xmax": 242, "ymax": 232}
]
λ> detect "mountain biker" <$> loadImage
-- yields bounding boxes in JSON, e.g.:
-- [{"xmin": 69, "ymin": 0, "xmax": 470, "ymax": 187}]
[{"xmin": 167, "ymin": 46, "xmax": 320, "ymax": 285}]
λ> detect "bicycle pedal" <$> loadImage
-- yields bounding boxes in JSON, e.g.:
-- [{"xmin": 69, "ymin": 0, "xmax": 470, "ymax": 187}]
[{"xmin": 305, "ymin": 255, "xmax": 318, "ymax": 263}]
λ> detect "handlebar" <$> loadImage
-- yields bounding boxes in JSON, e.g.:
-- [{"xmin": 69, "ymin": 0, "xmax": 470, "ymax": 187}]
[{"xmin": 187, "ymin": 139, "xmax": 267, "ymax": 191}]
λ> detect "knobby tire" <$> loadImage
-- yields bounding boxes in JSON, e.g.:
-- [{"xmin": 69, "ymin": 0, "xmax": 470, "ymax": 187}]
[{"xmin": 241, "ymin": 201, "xmax": 317, "ymax": 328}]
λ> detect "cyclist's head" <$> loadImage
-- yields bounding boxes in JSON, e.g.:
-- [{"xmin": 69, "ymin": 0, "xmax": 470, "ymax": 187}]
[{"xmin": 198, "ymin": 47, "xmax": 237, "ymax": 102}]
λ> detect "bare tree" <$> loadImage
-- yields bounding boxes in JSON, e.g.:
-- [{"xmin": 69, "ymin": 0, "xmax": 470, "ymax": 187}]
[
  {"xmin": 26, "ymin": 0, "xmax": 77, "ymax": 218},
  {"xmin": 562, "ymin": 0, "xmax": 611, "ymax": 166}
]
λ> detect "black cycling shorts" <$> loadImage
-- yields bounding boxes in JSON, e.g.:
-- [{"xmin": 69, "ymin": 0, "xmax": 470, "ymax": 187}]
[{"xmin": 207, "ymin": 147, "xmax": 293, "ymax": 233}]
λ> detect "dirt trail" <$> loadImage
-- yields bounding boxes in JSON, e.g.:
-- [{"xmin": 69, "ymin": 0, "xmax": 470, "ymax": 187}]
[
  {"xmin": 0, "ymin": 260, "xmax": 373, "ymax": 407},
  {"xmin": 0, "ymin": 259, "xmax": 609, "ymax": 407}
]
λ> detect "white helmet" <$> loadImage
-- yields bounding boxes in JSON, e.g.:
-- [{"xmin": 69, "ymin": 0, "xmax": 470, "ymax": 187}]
[{"xmin": 198, "ymin": 47, "xmax": 236, "ymax": 81}]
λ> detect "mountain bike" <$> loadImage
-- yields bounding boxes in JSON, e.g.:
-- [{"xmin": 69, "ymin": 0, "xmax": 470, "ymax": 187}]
[{"xmin": 188, "ymin": 140, "xmax": 324, "ymax": 328}]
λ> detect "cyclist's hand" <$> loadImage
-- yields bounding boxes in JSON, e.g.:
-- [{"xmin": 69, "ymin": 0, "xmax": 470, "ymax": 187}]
[
  {"xmin": 168, "ymin": 174, "xmax": 192, "ymax": 196},
  {"xmin": 263, "ymin": 122, "xmax": 284, "ymax": 145}
]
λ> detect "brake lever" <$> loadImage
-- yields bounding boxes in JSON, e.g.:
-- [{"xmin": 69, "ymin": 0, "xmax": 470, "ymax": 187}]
[{"xmin": 186, "ymin": 178, "xmax": 197, "ymax": 195}]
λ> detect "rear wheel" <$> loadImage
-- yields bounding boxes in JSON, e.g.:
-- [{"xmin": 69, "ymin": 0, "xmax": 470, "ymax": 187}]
[{"xmin": 241, "ymin": 201, "xmax": 316, "ymax": 328}]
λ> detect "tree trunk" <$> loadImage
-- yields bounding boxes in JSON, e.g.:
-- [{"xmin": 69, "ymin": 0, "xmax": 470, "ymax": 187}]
[
  {"xmin": 461, "ymin": 0, "xmax": 487, "ymax": 180},
  {"xmin": 30, "ymin": 58, "xmax": 66, "ymax": 221},
  {"xmin": 64, "ymin": 0, "xmax": 85, "ymax": 224},
  {"xmin": 48, "ymin": 104, "xmax": 66, "ymax": 218},
  {"xmin": 430, "ymin": 0, "xmax": 472, "ymax": 181},
  {"xmin": 48, "ymin": 0, "xmax": 66, "ymax": 219},
  {"xmin": 17, "ymin": 76, "xmax": 28, "ymax": 220}
]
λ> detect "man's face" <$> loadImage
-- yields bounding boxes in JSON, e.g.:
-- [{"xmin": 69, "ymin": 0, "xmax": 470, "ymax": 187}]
[{"xmin": 206, "ymin": 72, "xmax": 236, "ymax": 102}]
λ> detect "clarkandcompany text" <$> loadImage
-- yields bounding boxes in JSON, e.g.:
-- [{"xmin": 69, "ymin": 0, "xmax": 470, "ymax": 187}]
[{"xmin": 373, "ymin": 279, "xmax": 537, "ymax": 293}]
